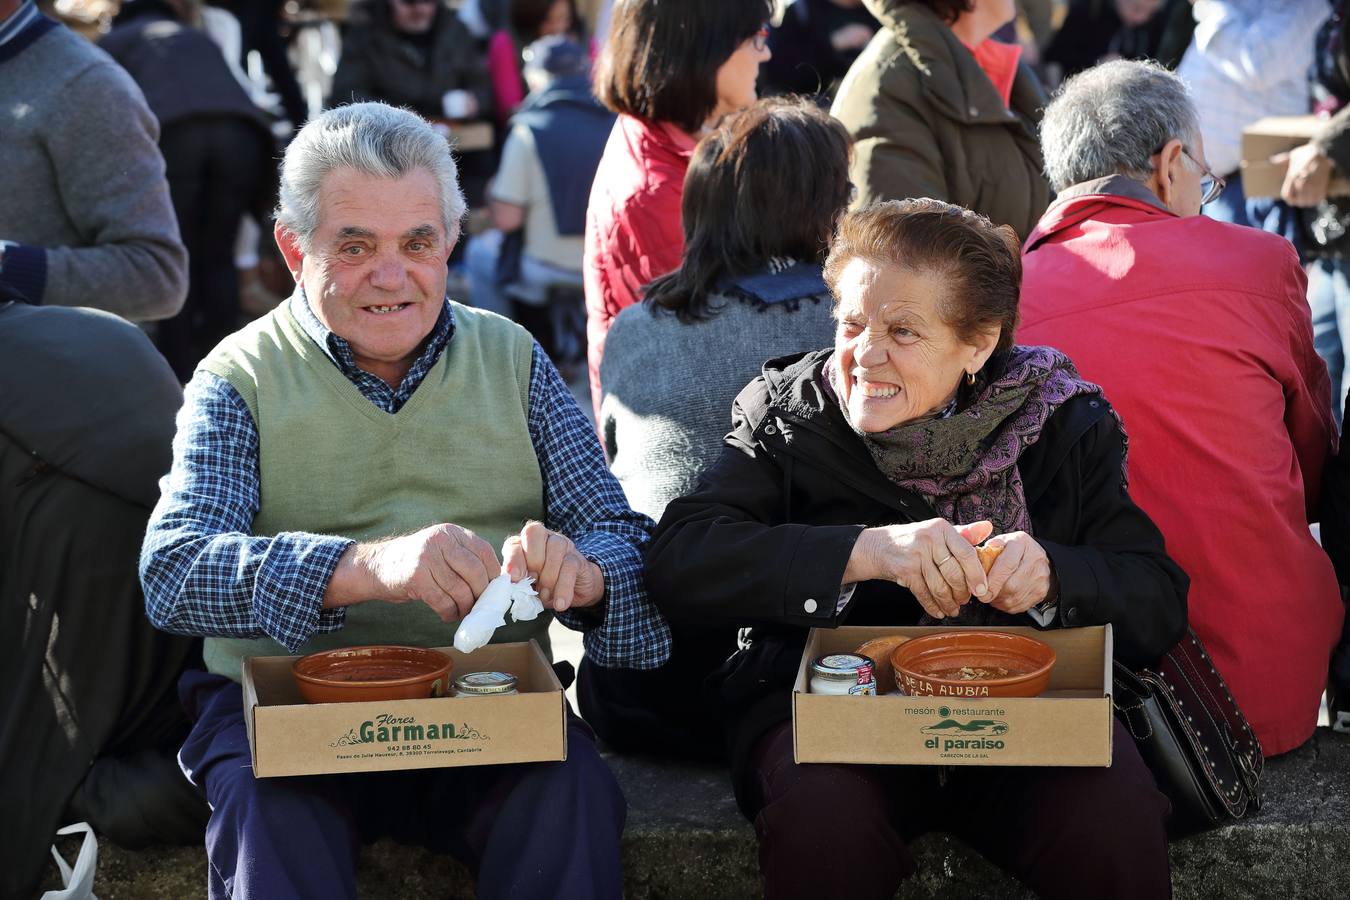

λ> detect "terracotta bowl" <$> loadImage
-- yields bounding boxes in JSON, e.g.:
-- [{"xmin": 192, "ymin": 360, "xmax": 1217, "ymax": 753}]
[
  {"xmin": 292, "ymin": 645, "xmax": 453, "ymax": 704},
  {"xmin": 890, "ymin": 631, "xmax": 1055, "ymax": 699}
]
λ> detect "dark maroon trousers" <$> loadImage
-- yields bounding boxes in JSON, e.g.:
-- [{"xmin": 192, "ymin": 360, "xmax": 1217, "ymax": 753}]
[{"xmin": 745, "ymin": 719, "xmax": 1172, "ymax": 900}]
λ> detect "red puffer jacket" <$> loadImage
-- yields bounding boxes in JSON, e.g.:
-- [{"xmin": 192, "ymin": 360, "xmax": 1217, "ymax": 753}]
[
  {"xmin": 583, "ymin": 114, "xmax": 695, "ymax": 419},
  {"xmin": 1020, "ymin": 178, "xmax": 1342, "ymax": 757}
]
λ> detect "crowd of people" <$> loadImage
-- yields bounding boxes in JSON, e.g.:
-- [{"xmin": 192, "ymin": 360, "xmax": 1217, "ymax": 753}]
[{"xmin": 5, "ymin": 0, "xmax": 1350, "ymax": 898}]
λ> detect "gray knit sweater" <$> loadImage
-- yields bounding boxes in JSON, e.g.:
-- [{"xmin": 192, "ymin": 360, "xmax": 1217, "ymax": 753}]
[
  {"xmin": 599, "ymin": 290, "xmax": 837, "ymax": 522},
  {"xmin": 0, "ymin": 20, "xmax": 187, "ymax": 319}
]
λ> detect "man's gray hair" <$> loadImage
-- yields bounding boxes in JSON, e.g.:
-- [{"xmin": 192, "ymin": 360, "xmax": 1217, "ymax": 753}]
[
  {"xmin": 276, "ymin": 102, "xmax": 467, "ymax": 250},
  {"xmin": 1040, "ymin": 60, "xmax": 1202, "ymax": 193}
]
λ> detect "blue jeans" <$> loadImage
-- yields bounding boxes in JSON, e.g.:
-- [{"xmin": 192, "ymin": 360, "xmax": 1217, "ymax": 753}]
[
  {"xmin": 1310, "ymin": 258, "xmax": 1350, "ymax": 428},
  {"xmin": 1202, "ymin": 172, "xmax": 1251, "ymax": 227}
]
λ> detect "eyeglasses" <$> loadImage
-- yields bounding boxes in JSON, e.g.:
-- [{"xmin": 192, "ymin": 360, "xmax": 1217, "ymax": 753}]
[
  {"xmin": 1152, "ymin": 144, "xmax": 1225, "ymax": 206},
  {"xmin": 1183, "ymin": 148, "xmax": 1225, "ymax": 205},
  {"xmin": 751, "ymin": 24, "xmax": 769, "ymax": 52}
]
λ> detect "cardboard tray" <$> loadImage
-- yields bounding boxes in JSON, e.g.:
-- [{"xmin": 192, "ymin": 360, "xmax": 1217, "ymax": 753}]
[
  {"xmin": 243, "ymin": 640, "xmax": 565, "ymax": 778},
  {"xmin": 1240, "ymin": 115, "xmax": 1350, "ymax": 198},
  {"xmin": 793, "ymin": 625, "xmax": 1114, "ymax": 767}
]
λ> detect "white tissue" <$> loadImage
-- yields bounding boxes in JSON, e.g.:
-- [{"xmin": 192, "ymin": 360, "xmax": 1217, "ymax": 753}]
[{"xmin": 453, "ymin": 574, "xmax": 541, "ymax": 653}]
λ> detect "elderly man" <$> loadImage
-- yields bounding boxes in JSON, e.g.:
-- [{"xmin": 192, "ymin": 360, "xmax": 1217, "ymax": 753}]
[
  {"xmin": 141, "ymin": 102, "xmax": 669, "ymax": 899},
  {"xmin": 1019, "ymin": 60, "xmax": 1340, "ymax": 758}
]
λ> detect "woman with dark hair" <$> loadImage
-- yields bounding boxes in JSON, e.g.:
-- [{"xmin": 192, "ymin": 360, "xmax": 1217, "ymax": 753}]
[
  {"xmin": 830, "ymin": 0, "xmax": 1050, "ymax": 237},
  {"xmin": 582, "ymin": 0, "xmax": 774, "ymax": 418},
  {"xmin": 645, "ymin": 199, "xmax": 1184, "ymax": 898},
  {"xmin": 580, "ymin": 98, "xmax": 851, "ymax": 757},
  {"xmin": 486, "ymin": 0, "xmax": 582, "ymax": 127},
  {"xmin": 601, "ymin": 96, "xmax": 851, "ymax": 521}
]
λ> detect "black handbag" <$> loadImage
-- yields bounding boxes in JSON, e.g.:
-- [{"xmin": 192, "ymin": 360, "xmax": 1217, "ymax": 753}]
[{"xmin": 1112, "ymin": 629, "xmax": 1264, "ymax": 833}]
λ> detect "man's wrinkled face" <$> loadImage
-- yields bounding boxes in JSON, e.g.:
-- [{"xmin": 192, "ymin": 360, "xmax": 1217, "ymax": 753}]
[{"xmin": 277, "ymin": 167, "xmax": 453, "ymax": 385}]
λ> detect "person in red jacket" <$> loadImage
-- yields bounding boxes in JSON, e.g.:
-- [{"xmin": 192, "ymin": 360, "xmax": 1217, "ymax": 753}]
[
  {"xmin": 584, "ymin": 0, "xmax": 773, "ymax": 418},
  {"xmin": 1020, "ymin": 59, "xmax": 1341, "ymax": 757}
]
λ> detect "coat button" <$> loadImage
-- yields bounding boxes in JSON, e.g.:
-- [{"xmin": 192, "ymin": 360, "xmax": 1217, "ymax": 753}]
[
  {"xmin": 968, "ymin": 105, "xmax": 979, "ymax": 117},
  {"xmin": 765, "ymin": 425, "xmax": 778, "ymax": 435},
  {"xmin": 1064, "ymin": 607, "xmax": 1079, "ymax": 625},
  {"xmin": 804, "ymin": 598, "xmax": 818, "ymax": 614}
]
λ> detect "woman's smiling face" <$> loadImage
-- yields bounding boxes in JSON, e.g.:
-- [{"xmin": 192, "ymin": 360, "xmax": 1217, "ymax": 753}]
[{"xmin": 832, "ymin": 258, "xmax": 997, "ymax": 433}]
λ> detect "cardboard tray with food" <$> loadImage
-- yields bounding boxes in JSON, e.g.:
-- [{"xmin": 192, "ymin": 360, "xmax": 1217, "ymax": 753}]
[
  {"xmin": 793, "ymin": 624, "xmax": 1114, "ymax": 767},
  {"xmin": 242, "ymin": 640, "xmax": 566, "ymax": 778}
]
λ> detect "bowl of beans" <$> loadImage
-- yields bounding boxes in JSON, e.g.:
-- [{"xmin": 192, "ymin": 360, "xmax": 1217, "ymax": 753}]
[{"xmin": 890, "ymin": 631, "xmax": 1055, "ymax": 699}]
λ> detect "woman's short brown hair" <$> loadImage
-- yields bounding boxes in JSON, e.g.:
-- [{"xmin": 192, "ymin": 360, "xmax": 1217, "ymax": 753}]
[
  {"xmin": 823, "ymin": 199, "xmax": 1022, "ymax": 352},
  {"xmin": 595, "ymin": 0, "xmax": 774, "ymax": 134}
]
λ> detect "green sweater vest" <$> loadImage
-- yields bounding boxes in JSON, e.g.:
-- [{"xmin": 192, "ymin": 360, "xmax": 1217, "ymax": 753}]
[{"xmin": 199, "ymin": 298, "xmax": 548, "ymax": 681}]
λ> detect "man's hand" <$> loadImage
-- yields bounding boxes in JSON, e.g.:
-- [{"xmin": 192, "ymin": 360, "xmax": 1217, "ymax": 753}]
[
  {"xmin": 502, "ymin": 521, "xmax": 604, "ymax": 612},
  {"xmin": 844, "ymin": 519, "xmax": 993, "ymax": 619},
  {"xmin": 324, "ymin": 524, "xmax": 500, "ymax": 622},
  {"xmin": 1277, "ymin": 143, "xmax": 1335, "ymax": 207},
  {"xmin": 977, "ymin": 532, "xmax": 1053, "ymax": 615}
]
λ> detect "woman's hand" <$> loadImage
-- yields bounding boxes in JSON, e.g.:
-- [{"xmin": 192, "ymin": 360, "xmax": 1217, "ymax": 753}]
[
  {"xmin": 844, "ymin": 519, "xmax": 994, "ymax": 619},
  {"xmin": 978, "ymin": 532, "xmax": 1053, "ymax": 614}
]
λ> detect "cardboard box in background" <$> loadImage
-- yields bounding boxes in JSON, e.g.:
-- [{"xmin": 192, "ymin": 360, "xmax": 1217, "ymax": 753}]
[
  {"xmin": 1241, "ymin": 115, "xmax": 1350, "ymax": 198},
  {"xmin": 793, "ymin": 625, "xmax": 1114, "ymax": 767},
  {"xmin": 243, "ymin": 641, "xmax": 565, "ymax": 778}
]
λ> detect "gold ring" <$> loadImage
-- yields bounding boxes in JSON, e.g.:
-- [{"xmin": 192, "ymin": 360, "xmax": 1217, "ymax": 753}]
[{"xmin": 934, "ymin": 555, "xmax": 953, "ymax": 567}]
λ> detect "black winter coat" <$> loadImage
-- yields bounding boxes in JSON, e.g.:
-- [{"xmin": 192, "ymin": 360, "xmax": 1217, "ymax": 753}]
[
  {"xmin": 329, "ymin": 1, "xmax": 492, "ymax": 119},
  {"xmin": 645, "ymin": 349, "xmax": 1188, "ymax": 794}
]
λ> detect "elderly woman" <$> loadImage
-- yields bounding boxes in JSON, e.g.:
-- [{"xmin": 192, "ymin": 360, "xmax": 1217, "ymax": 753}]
[
  {"xmin": 646, "ymin": 199, "xmax": 1186, "ymax": 899},
  {"xmin": 830, "ymin": 0, "xmax": 1049, "ymax": 236},
  {"xmin": 584, "ymin": 0, "xmax": 774, "ymax": 417},
  {"xmin": 583, "ymin": 96, "xmax": 851, "ymax": 756}
]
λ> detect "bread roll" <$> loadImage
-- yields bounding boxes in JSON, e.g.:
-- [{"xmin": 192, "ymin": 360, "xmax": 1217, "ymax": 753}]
[
  {"xmin": 976, "ymin": 543, "xmax": 1004, "ymax": 573},
  {"xmin": 855, "ymin": 635, "xmax": 911, "ymax": 695}
]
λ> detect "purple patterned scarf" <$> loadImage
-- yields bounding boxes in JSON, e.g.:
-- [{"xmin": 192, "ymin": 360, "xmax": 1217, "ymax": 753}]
[{"xmin": 827, "ymin": 345, "xmax": 1125, "ymax": 536}]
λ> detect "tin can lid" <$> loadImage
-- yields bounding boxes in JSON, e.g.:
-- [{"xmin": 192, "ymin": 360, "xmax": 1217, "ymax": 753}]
[
  {"xmin": 454, "ymin": 671, "xmax": 519, "ymax": 694},
  {"xmin": 811, "ymin": 653, "xmax": 874, "ymax": 680}
]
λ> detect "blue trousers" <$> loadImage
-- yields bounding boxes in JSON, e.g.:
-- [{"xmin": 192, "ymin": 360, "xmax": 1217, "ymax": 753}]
[
  {"xmin": 1310, "ymin": 258, "xmax": 1350, "ymax": 429},
  {"xmin": 178, "ymin": 670, "xmax": 626, "ymax": 900}
]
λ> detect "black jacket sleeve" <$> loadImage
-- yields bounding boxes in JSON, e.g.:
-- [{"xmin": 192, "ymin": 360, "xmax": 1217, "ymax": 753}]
[
  {"xmin": 1031, "ymin": 412, "xmax": 1189, "ymax": 666},
  {"xmin": 646, "ymin": 383, "xmax": 865, "ymax": 630}
]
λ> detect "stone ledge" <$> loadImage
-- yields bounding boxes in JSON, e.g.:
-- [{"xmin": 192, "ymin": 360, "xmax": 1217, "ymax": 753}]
[{"xmin": 78, "ymin": 729, "xmax": 1350, "ymax": 898}]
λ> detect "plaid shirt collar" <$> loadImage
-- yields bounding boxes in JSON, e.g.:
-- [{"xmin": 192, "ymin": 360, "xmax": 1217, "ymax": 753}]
[{"xmin": 290, "ymin": 289, "xmax": 456, "ymax": 411}]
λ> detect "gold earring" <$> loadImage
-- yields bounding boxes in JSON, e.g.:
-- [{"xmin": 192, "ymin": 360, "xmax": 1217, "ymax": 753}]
[{"xmin": 966, "ymin": 371, "xmax": 976, "ymax": 386}]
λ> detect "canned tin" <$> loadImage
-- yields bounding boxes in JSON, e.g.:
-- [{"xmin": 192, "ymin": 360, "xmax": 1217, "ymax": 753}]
[
  {"xmin": 809, "ymin": 653, "xmax": 877, "ymax": 696},
  {"xmin": 454, "ymin": 671, "xmax": 519, "ymax": 696}
]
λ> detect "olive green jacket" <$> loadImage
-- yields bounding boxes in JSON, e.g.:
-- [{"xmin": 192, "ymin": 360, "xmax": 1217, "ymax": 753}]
[{"xmin": 831, "ymin": 0, "xmax": 1050, "ymax": 238}]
